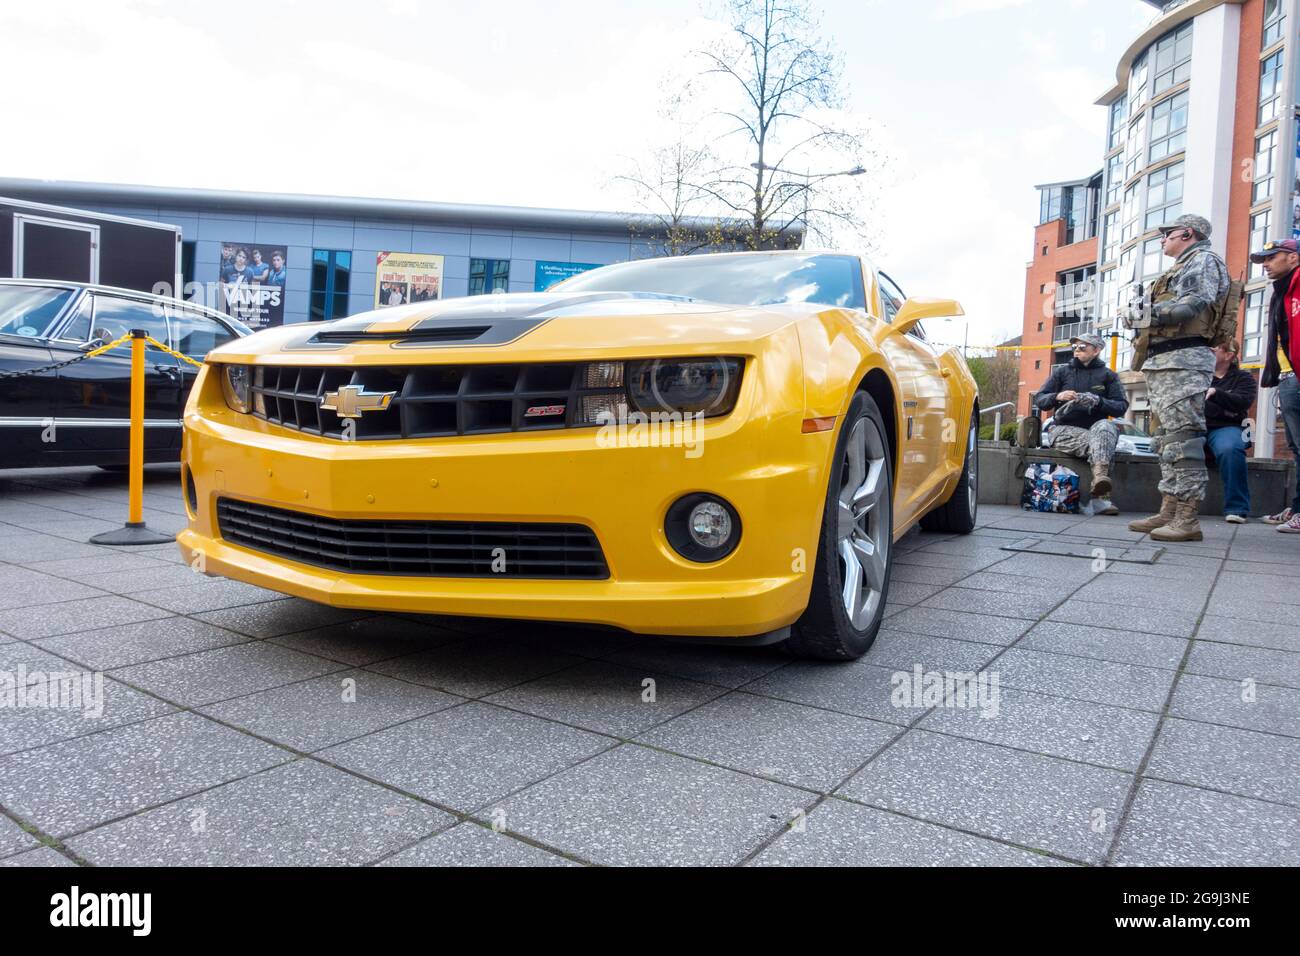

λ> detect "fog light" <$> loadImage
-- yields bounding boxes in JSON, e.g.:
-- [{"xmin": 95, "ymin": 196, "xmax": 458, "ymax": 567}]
[
  {"xmin": 666, "ymin": 493, "xmax": 741, "ymax": 562},
  {"xmin": 689, "ymin": 501, "xmax": 731, "ymax": 548}
]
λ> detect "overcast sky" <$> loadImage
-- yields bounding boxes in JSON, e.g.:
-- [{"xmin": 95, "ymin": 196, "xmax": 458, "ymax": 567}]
[{"xmin": 0, "ymin": 0, "xmax": 1155, "ymax": 345}]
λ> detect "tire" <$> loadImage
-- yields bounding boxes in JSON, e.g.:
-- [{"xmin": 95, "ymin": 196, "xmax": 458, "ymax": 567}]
[
  {"xmin": 785, "ymin": 391, "xmax": 894, "ymax": 661},
  {"xmin": 919, "ymin": 406, "xmax": 979, "ymax": 534}
]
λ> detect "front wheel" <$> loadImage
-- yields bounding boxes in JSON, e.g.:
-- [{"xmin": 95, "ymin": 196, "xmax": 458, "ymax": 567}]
[
  {"xmin": 919, "ymin": 407, "xmax": 979, "ymax": 534},
  {"xmin": 785, "ymin": 391, "xmax": 894, "ymax": 661}
]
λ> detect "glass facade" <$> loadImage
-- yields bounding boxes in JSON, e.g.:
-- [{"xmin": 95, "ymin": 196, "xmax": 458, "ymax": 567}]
[{"xmin": 468, "ymin": 258, "xmax": 510, "ymax": 296}]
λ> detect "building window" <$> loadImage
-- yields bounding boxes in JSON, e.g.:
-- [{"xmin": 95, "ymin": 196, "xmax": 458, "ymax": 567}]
[
  {"xmin": 1108, "ymin": 98, "xmax": 1127, "ymax": 151},
  {"xmin": 1129, "ymin": 51, "xmax": 1150, "ymax": 110},
  {"xmin": 1151, "ymin": 22, "xmax": 1193, "ymax": 94},
  {"xmin": 1037, "ymin": 321, "xmax": 1044, "ymax": 332},
  {"xmin": 1145, "ymin": 162, "xmax": 1184, "ymax": 230},
  {"xmin": 1250, "ymin": 209, "xmax": 1273, "ymax": 280},
  {"xmin": 1105, "ymin": 153, "xmax": 1124, "ymax": 206},
  {"xmin": 1264, "ymin": 0, "xmax": 1284, "ymax": 48},
  {"xmin": 1242, "ymin": 289, "xmax": 1265, "ymax": 361},
  {"xmin": 468, "ymin": 258, "xmax": 510, "ymax": 296},
  {"xmin": 1125, "ymin": 112, "xmax": 1147, "ymax": 181},
  {"xmin": 180, "ymin": 241, "xmax": 196, "ymax": 300},
  {"xmin": 1121, "ymin": 181, "xmax": 1141, "ymax": 244},
  {"xmin": 310, "ymin": 249, "xmax": 351, "ymax": 321},
  {"xmin": 1259, "ymin": 51, "xmax": 1283, "ymax": 125},
  {"xmin": 1035, "ymin": 360, "xmax": 1041, "ymax": 370},
  {"xmin": 1141, "ymin": 236, "xmax": 1165, "ymax": 280},
  {"xmin": 1253, "ymin": 130, "xmax": 1278, "ymax": 204},
  {"xmin": 1102, "ymin": 210, "xmax": 1120, "ymax": 263},
  {"xmin": 1039, "ymin": 186, "xmax": 1064, "ymax": 225},
  {"xmin": 1148, "ymin": 91, "xmax": 1188, "ymax": 162}
]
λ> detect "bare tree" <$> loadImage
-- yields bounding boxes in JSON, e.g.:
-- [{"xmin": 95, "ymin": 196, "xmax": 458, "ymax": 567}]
[
  {"xmin": 695, "ymin": 0, "xmax": 879, "ymax": 249},
  {"xmin": 616, "ymin": 83, "xmax": 730, "ymax": 256}
]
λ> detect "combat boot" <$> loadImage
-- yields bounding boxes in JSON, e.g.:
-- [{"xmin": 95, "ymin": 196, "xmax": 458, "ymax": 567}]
[
  {"xmin": 1129, "ymin": 494, "xmax": 1177, "ymax": 533},
  {"xmin": 1090, "ymin": 463, "xmax": 1112, "ymax": 497},
  {"xmin": 1150, "ymin": 498, "xmax": 1203, "ymax": 542}
]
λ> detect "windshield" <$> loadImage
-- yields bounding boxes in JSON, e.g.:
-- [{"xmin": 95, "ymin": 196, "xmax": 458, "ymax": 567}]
[
  {"xmin": 1115, "ymin": 420, "xmax": 1148, "ymax": 437},
  {"xmin": 557, "ymin": 253, "xmax": 866, "ymax": 310}
]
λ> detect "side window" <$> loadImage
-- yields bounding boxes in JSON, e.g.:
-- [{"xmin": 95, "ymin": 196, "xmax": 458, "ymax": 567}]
[
  {"xmin": 89, "ymin": 296, "xmax": 170, "ymax": 346},
  {"xmin": 56, "ymin": 297, "xmax": 92, "ymax": 342},
  {"xmin": 0, "ymin": 285, "xmax": 75, "ymax": 338},
  {"xmin": 880, "ymin": 271, "xmax": 924, "ymax": 340},
  {"xmin": 170, "ymin": 309, "xmax": 237, "ymax": 359}
]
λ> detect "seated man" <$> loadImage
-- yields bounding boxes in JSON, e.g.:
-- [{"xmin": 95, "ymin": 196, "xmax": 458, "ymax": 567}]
[
  {"xmin": 1034, "ymin": 333, "xmax": 1130, "ymax": 515},
  {"xmin": 1205, "ymin": 339, "xmax": 1257, "ymax": 523}
]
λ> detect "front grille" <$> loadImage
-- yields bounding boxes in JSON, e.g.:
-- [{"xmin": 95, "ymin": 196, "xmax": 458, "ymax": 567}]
[
  {"xmin": 249, "ymin": 362, "xmax": 623, "ymax": 441},
  {"xmin": 216, "ymin": 498, "xmax": 609, "ymax": 579}
]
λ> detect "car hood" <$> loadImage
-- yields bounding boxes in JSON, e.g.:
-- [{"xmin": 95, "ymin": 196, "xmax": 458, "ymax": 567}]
[{"xmin": 207, "ymin": 290, "xmax": 810, "ymax": 365}]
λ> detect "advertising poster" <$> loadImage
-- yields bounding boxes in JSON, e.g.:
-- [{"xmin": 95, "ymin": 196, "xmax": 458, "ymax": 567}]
[
  {"xmin": 534, "ymin": 260, "xmax": 601, "ymax": 291},
  {"xmin": 218, "ymin": 244, "xmax": 287, "ymax": 329},
  {"xmin": 375, "ymin": 252, "xmax": 444, "ymax": 308},
  {"xmin": 1293, "ymin": 116, "xmax": 1300, "ymax": 239}
]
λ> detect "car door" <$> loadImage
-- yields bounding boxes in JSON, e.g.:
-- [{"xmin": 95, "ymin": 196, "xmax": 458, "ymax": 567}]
[
  {"xmin": 47, "ymin": 293, "xmax": 183, "ymax": 462},
  {"xmin": 0, "ymin": 283, "xmax": 79, "ymax": 466},
  {"xmin": 872, "ymin": 270, "xmax": 950, "ymax": 528},
  {"xmin": 167, "ymin": 304, "xmax": 242, "ymax": 408}
]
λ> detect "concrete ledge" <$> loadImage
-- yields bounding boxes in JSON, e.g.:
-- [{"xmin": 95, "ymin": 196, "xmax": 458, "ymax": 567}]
[{"xmin": 977, "ymin": 442, "xmax": 1296, "ymax": 517}]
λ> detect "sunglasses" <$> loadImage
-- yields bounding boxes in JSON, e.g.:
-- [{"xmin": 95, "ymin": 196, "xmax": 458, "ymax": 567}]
[{"xmin": 1072, "ymin": 344, "xmax": 1095, "ymax": 351}]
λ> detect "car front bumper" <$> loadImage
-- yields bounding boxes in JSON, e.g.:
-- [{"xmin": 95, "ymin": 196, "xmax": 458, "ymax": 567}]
[{"xmin": 178, "ymin": 364, "xmax": 833, "ymax": 638}]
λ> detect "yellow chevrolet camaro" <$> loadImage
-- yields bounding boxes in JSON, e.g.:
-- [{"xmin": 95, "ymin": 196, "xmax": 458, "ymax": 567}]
[{"xmin": 179, "ymin": 250, "xmax": 979, "ymax": 660}]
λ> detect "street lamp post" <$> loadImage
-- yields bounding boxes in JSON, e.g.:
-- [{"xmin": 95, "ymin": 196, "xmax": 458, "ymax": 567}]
[{"xmin": 750, "ymin": 161, "xmax": 866, "ymax": 247}]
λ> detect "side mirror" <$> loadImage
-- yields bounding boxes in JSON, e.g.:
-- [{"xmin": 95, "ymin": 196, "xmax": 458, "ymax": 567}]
[{"xmin": 891, "ymin": 297, "xmax": 965, "ymax": 336}]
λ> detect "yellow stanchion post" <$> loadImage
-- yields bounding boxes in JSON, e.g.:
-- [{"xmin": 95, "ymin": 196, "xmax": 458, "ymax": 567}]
[
  {"xmin": 1109, "ymin": 333, "xmax": 1119, "ymax": 371},
  {"xmin": 90, "ymin": 329, "xmax": 175, "ymax": 546}
]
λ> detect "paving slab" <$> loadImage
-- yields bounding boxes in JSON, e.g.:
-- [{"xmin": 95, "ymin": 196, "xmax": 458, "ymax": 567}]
[
  {"xmin": 0, "ymin": 814, "xmax": 41, "ymax": 859},
  {"xmin": 1146, "ymin": 717, "xmax": 1300, "ymax": 808},
  {"xmin": 1195, "ymin": 615, "xmax": 1300, "ymax": 653},
  {"xmin": 0, "ymin": 711, "xmax": 290, "ymax": 837},
  {"xmin": 66, "ymin": 760, "xmax": 452, "ymax": 866},
  {"xmin": 318, "ymin": 701, "xmax": 610, "ymax": 812},
  {"xmin": 268, "ymin": 616, "xmax": 458, "ymax": 666},
  {"xmin": 1047, "ymin": 598, "xmax": 1202, "ymax": 638},
  {"xmin": 484, "ymin": 660, "xmax": 725, "ymax": 737},
  {"xmin": 1169, "ymin": 672, "xmax": 1300, "ymax": 738},
  {"xmin": 883, "ymin": 607, "xmax": 1032, "ymax": 646},
  {"xmin": 746, "ymin": 662, "xmax": 919, "ymax": 725},
  {"xmin": 753, "ymin": 797, "xmax": 1068, "ymax": 866},
  {"xmin": 1113, "ymin": 780, "xmax": 1300, "ymax": 866},
  {"xmin": 366, "ymin": 639, "xmax": 583, "ymax": 698},
  {"xmin": 35, "ymin": 617, "xmax": 250, "ymax": 670},
  {"xmin": 1186, "ymin": 641, "xmax": 1300, "ymax": 689},
  {"xmin": 992, "ymin": 647, "xmax": 1177, "ymax": 712},
  {"xmin": 493, "ymin": 744, "xmax": 813, "ymax": 866},
  {"xmin": 0, "ymin": 596, "xmax": 172, "ymax": 640},
  {"xmin": 918, "ymin": 587, "xmax": 1064, "ymax": 621},
  {"xmin": 1019, "ymin": 620, "xmax": 1188, "ymax": 670},
  {"xmin": 838, "ymin": 730, "xmax": 1131, "ymax": 864},
  {"xmin": 378, "ymin": 822, "xmax": 578, "ymax": 867},
  {"xmin": 110, "ymin": 642, "xmax": 343, "ymax": 707},
  {"xmin": 864, "ymin": 630, "xmax": 1003, "ymax": 673},
  {"xmin": 193, "ymin": 598, "xmax": 368, "ymax": 639},
  {"xmin": 636, "ymin": 691, "xmax": 899, "ymax": 791},
  {"xmin": 200, "ymin": 669, "xmax": 463, "ymax": 752},
  {"xmin": 0, "ymin": 846, "xmax": 77, "ymax": 867},
  {"xmin": 599, "ymin": 641, "xmax": 788, "ymax": 689}
]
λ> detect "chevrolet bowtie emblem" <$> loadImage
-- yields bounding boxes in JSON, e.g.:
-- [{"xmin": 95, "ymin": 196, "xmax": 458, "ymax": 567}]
[{"xmin": 320, "ymin": 385, "xmax": 395, "ymax": 418}]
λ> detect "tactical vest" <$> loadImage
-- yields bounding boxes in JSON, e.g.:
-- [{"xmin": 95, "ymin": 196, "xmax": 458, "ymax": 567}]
[{"xmin": 1147, "ymin": 249, "xmax": 1228, "ymax": 344}]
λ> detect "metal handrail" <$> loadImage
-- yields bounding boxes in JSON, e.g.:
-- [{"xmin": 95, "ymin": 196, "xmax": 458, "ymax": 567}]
[{"xmin": 980, "ymin": 402, "xmax": 1016, "ymax": 439}]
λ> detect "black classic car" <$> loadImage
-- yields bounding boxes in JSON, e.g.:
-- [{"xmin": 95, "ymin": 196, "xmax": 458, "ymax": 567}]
[{"xmin": 0, "ymin": 279, "xmax": 249, "ymax": 469}]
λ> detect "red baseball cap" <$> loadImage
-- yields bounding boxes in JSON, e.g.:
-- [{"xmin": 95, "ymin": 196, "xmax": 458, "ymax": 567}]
[{"xmin": 1249, "ymin": 239, "xmax": 1300, "ymax": 262}]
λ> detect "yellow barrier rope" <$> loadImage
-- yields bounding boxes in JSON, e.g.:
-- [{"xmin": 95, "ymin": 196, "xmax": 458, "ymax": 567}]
[{"xmin": 144, "ymin": 335, "xmax": 204, "ymax": 368}]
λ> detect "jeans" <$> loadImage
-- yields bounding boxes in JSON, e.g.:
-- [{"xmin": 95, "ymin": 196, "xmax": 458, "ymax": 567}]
[
  {"xmin": 1207, "ymin": 426, "xmax": 1250, "ymax": 517},
  {"xmin": 1282, "ymin": 374, "xmax": 1300, "ymax": 513}
]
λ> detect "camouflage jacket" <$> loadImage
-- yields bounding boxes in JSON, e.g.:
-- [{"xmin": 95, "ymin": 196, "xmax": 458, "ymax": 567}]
[{"xmin": 1151, "ymin": 239, "xmax": 1231, "ymax": 328}]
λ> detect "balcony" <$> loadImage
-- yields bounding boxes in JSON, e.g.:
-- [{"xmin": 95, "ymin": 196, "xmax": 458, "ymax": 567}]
[
  {"xmin": 1052, "ymin": 277, "xmax": 1098, "ymax": 319},
  {"xmin": 1052, "ymin": 319, "xmax": 1097, "ymax": 345}
]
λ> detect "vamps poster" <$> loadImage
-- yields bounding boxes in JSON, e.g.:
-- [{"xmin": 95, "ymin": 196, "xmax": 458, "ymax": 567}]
[
  {"xmin": 375, "ymin": 252, "xmax": 444, "ymax": 308},
  {"xmin": 218, "ymin": 244, "xmax": 287, "ymax": 329}
]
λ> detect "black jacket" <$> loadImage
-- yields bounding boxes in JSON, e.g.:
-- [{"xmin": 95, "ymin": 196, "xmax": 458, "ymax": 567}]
[
  {"xmin": 1206, "ymin": 365, "xmax": 1257, "ymax": 431},
  {"xmin": 1034, "ymin": 356, "xmax": 1128, "ymax": 428},
  {"xmin": 1261, "ymin": 266, "xmax": 1298, "ymax": 388}
]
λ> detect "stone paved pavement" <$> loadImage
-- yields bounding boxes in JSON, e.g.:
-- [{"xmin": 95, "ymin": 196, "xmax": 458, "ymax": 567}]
[{"xmin": 0, "ymin": 466, "xmax": 1296, "ymax": 866}]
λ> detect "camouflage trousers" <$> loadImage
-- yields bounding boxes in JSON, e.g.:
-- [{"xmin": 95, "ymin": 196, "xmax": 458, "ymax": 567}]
[
  {"xmin": 1045, "ymin": 420, "xmax": 1119, "ymax": 467},
  {"xmin": 1145, "ymin": 363, "xmax": 1212, "ymax": 501}
]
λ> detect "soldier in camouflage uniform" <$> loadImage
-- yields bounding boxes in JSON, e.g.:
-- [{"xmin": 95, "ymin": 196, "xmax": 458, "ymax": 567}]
[{"xmin": 1128, "ymin": 214, "xmax": 1230, "ymax": 542}]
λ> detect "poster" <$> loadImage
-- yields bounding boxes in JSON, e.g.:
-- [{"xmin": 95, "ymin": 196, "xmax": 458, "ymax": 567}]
[
  {"xmin": 535, "ymin": 260, "xmax": 600, "ymax": 291},
  {"xmin": 1293, "ymin": 114, "xmax": 1300, "ymax": 240},
  {"xmin": 375, "ymin": 252, "xmax": 444, "ymax": 308},
  {"xmin": 218, "ymin": 244, "xmax": 287, "ymax": 329}
]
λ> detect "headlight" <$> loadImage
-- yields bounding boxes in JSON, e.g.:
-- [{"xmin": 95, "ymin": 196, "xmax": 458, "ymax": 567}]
[
  {"xmin": 626, "ymin": 357, "xmax": 743, "ymax": 417},
  {"xmin": 220, "ymin": 364, "xmax": 251, "ymax": 413}
]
